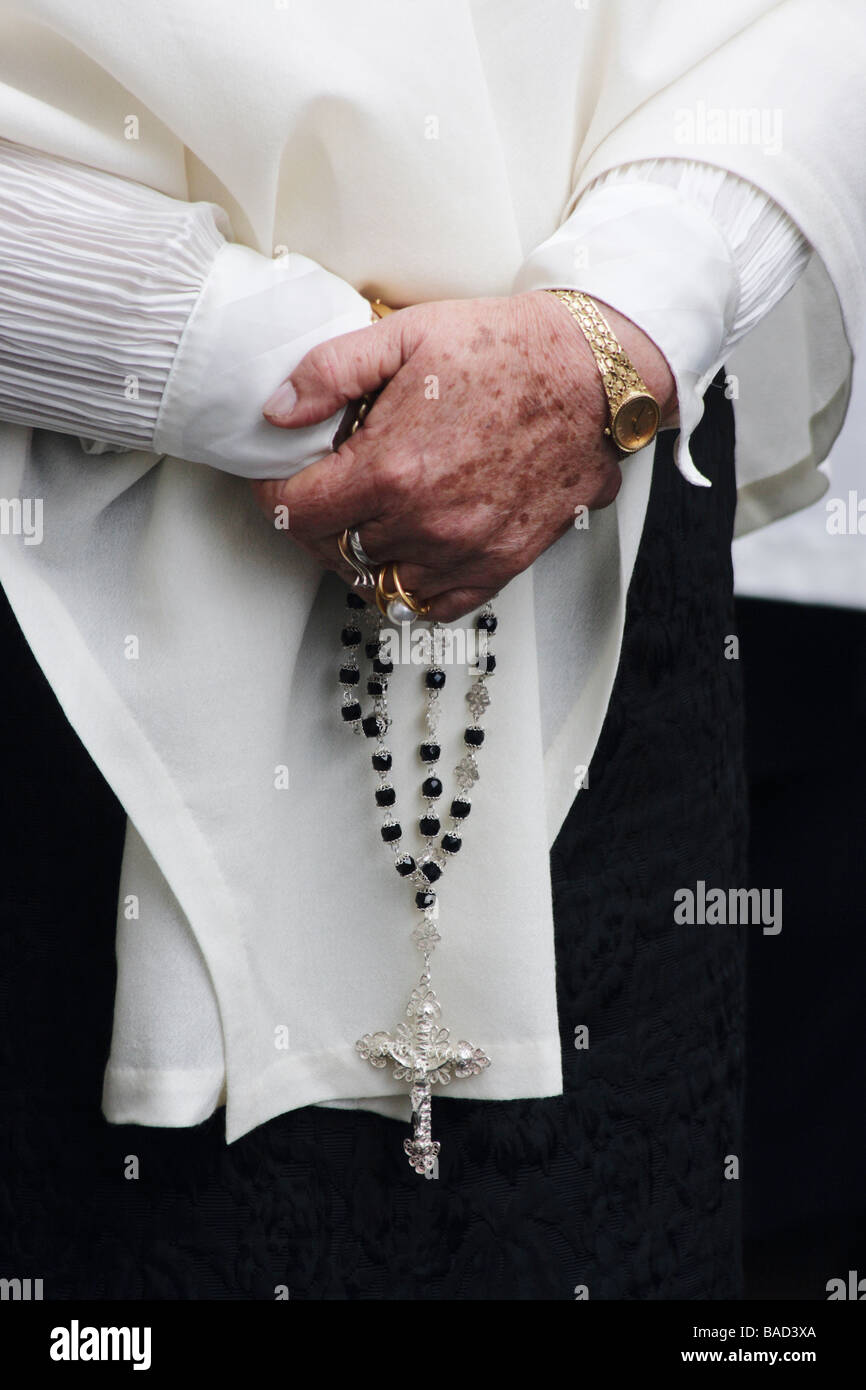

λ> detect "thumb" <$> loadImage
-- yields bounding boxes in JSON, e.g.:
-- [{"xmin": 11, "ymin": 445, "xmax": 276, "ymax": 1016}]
[{"xmin": 262, "ymin": 309, "xmax": 415, "ymax": 428}]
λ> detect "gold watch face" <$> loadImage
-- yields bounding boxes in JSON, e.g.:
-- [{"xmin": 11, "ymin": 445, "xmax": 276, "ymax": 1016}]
[{"xmin": 612, "ymin": 393, "xmax": 660, "ymax": 453}]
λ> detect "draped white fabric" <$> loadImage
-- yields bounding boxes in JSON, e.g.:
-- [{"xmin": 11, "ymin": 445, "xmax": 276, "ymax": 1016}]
[{"xmin": 0, "ymin": 0, "xmax": 862, "ymax": 1141}]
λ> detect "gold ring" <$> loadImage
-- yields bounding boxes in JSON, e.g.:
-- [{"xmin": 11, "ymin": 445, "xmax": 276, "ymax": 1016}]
[
  {"xmin": 375, "ymin": 564, "xmax": 399, "ymax": 617},
  {"xmin": 391, "ymin": 564, "xmax": 431, "ymax": 616},
  {"xmin": 376, "ymin": 563, "xmax": 430, "ymax": 619}
]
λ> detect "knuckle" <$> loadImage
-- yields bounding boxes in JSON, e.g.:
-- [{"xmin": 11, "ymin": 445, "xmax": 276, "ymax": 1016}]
[
  {"xmin": 379, "ymin": 450, "xmax": 420, "ymax": 505},
  {"xmin": 416, "ymin": 521, "xmax": 458, "ymax": 559},
  {"xmin": 433, "ymin": 510, "xmax": 480, "ymax": 555},
  {"xmin": 309, "ymin": 339, "xmax": 347, "ymax": 398},
  {"xmin": 359, "ymin": 458, "xmax": 394, "ymax": 522},
  {"xmin": 333, "ymin": 438, "xmax": 358, "ymax": 475}
]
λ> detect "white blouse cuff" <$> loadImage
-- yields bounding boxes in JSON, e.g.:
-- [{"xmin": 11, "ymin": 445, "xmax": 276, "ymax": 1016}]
[
  {"xmin": 513, "ymin": 158, "xmax": 812, "ymax": 486},
  {"xmin": 0, "ymin": 137, "xmax": 373, "ymax": 475},
  {"xmin": 153, "ymin": 241, "xmax": 373, "ymax": 478}
]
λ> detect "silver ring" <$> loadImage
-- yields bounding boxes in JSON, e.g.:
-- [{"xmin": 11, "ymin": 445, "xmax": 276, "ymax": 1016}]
[
  {"xmin": 338, "ymin": 529, "xmax": 376, "ymax": 590},
  {"xmin": 349, "ymin": 527, "xmax": 375, "ymax": 569}
]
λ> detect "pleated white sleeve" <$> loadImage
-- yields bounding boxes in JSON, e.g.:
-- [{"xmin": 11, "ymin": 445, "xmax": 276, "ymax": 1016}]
[
  {"xmin": 514, "ymin": 157, "xmax": 813, "ymax": 486},
  {"xmin": 0, "ymin": 137, "xmax": 373, "ymax": 477}
]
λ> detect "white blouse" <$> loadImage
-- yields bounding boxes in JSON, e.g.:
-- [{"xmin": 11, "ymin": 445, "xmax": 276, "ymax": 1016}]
[{"xmin": 0, "ymin": 136, "xmax": 811, "ymax": 1131}]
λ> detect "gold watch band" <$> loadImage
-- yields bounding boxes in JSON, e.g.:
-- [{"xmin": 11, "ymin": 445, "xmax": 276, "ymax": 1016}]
[{"xmin": 546, "ymin": 288, "xmax": 660, "ymax": 453}]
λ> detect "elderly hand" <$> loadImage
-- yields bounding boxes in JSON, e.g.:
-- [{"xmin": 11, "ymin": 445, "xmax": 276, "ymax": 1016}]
[{"xmin": 251, "ymin": 289, "xmax": 677, "ymax": 622}]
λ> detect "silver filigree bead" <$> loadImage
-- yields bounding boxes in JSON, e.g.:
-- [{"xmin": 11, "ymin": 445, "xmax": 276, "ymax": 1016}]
[
  {"xmin": 466, "ymin": 681, "xmax": 490, "ymax": 718},
  {"xmin": 455, "ymin": 755, "xmax": 480, "ymax": 789},
  {"xmin": 412, "ymin": 917, "xmax": 441, "ymax": 952}
]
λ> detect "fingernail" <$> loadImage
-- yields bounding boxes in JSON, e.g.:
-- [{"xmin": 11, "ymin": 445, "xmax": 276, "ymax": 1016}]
[{"xmin": 263, "ymin": 380, "xmax": 297, "ymax": 419}]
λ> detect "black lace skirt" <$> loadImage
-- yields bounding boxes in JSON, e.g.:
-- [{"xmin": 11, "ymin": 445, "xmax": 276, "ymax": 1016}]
[{"xmin": 0, "ymin": 369, "xmax": 746, "ymax": 1299}]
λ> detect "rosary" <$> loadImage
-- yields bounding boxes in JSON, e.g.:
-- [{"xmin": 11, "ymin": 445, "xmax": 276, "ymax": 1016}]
[{"xmin": 338, "ymin": 574, "xmax": 496, "ymax": 1177}]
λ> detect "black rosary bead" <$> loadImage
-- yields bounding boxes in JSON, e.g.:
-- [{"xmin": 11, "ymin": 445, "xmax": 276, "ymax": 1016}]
[{"xmin": 338, "ymin": 598, "xmax": 497, "ymax": 940}]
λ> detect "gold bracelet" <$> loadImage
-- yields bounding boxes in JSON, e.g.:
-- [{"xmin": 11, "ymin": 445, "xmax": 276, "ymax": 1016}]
[{"xmin": 546, "ymin": 288, "xmax": 660, "ymax": 454}]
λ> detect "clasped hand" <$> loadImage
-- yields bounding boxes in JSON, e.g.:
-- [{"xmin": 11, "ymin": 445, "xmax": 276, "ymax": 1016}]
[{"xmin": 251, "ymin": 289, "xmax": 676, "ymax": 622}]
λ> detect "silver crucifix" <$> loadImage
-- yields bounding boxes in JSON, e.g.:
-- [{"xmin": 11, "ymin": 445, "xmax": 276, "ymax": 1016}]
[{"xmin": 356, "ymin": 971, "xmax": 490, "ymax": 1177}]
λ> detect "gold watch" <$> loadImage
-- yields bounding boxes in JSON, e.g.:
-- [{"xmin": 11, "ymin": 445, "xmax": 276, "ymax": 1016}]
[{"xmin": 546, "ymin": 288, "xmax": 660, "ymax": 454}]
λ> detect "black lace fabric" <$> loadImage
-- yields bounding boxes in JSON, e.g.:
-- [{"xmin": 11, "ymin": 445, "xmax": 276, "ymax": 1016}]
[{"xmin": 0, "ymin": 370, "xmax": 746, "ymax": 1299}]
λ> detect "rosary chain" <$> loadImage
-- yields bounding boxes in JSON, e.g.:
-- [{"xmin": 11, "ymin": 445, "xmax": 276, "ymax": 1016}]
[{"xmin": 338, "ymin": 595, "xmax": 497, "ymax": 948}]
